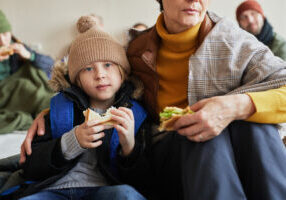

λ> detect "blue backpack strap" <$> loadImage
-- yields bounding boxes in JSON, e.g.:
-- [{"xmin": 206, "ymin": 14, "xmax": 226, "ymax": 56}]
[
  {"xmin": 50, "ymin": 92, "xmax": 74, "ymax": 138},
  {"xmin": 109, "ymin": 100, "xmax": 147, "ymax": 173},
  {"xmin": 0, "ymin": 181, "xmax": 36, "ymax": 196}
]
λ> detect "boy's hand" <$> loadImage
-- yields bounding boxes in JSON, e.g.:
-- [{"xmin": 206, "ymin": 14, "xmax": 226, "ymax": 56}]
[
  {"xmin": 75, "ymin": 120, "xmax": 106, "ymax": 149},
  {"xmin": 111, "ymin": 107, "xmax": 135, "ymax": 156}
]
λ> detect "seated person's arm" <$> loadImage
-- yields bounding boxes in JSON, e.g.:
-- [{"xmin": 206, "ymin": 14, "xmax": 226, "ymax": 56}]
[
  {"xmin": 20, "ymin": 109, "xmax": 49, "ymax": 164},
  {"xmin": 11, "ymin": 43, "xmax": 54, "ymax": 78},
  {"xmin": 24, "ymin": 45, "xmax": 54, "ymax": 78}
]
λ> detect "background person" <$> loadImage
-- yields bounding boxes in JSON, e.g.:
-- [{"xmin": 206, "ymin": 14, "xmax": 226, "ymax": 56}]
[
  {"xmin": 0, "ymin": 9, "xmax": 54, "ymax": 134},
  {"xmin": 128, "ymin": 23, "xmax": 148, "ymax": 43},
  {"xmin": 132, "ymin": 23, "xmax": 148, "ymax": 31},
  {"xmin": 0, "ymin": 10, "xmax": 54, "ymax": 80},
  {"xmin": 236, "ymin": 0, "xmax": 286, "ymax": 60}
]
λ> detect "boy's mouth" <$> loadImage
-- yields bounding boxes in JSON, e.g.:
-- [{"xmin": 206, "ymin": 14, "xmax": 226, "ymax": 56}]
[{"xmin": 96, "ymin": 84, "xmax": 111, "ymax": 90}]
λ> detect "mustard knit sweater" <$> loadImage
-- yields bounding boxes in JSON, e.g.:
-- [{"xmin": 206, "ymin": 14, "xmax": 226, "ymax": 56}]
[{"xmin": 155, "ymin": 14, "xmax": 286, "ymax": 123}]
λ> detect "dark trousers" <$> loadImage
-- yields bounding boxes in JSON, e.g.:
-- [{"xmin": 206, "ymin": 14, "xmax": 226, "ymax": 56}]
[{"xmin": 151, "ymin": 121, "xmax": 286, "ymax": 200}]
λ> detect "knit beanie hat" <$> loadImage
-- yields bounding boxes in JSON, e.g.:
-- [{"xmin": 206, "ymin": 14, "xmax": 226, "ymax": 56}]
[
  {"xmin": 0, "ymin": 10, "xmax": 12, "ymax": 33},
  {"xmin": 236, "ymin": 0, "xmax": 264, "ymax": 21},
  {"xmin": 68, "ymin": 16, "xmax": 130, "ymax": 84}
]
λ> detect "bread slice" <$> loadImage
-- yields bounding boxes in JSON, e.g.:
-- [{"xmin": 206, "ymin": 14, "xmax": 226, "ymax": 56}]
[
  {"xmin": 0, "ymin": 46, "xmax": 14, "ymax": 56},
  {"xmin": 83, "ymin": 107, "xmax": 117, "ymax": 125},
  {"xmin": 158, "ymin": 106, "xmax": 194, "ymax": 132},
  {"xmin": 158, "ymin": 115, "xmax": 181, "ymax": 132}
]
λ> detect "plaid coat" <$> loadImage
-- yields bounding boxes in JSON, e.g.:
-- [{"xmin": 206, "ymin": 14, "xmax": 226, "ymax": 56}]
[{"xmin": 127, "ymin": 12, "xmax": 286, "ymax": 120}]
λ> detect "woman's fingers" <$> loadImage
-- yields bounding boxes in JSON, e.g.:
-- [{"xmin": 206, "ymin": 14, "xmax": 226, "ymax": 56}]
[
  {"xmin": 19, "ymin": 144, "xmax": 26, "ymax": 164},
  {"xmin": 173, "ymin": 113, "xmax": 197, "ymax": 130},
  {"xmin": 24, "ymin": 125, "xmax": 37, "ymax": 156},
  {"xmin": 186, "ymin": 131, "xmax": 212, "ymax": 142},
  {"xmin": 177, "ymin": 122, "xmax": 205, "ymax": 137}
]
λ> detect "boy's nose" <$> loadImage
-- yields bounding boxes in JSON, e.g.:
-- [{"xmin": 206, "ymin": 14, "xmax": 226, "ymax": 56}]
[
  {"xmin": 96, "ymin": 73, "xmax": 106, "ymax": 79},
  {"xmin": 95, "ymin": 69, "xmax": 107, "ymax": 80}
]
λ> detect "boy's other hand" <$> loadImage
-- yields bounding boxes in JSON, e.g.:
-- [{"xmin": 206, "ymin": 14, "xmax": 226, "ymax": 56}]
[{"xmin": 111, "ymin": 107, "xmax": 135, "ymax": 156}]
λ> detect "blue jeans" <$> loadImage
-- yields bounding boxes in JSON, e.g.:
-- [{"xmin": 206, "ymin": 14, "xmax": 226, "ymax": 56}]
[{"xmin": 19, "ymin": 185, "xmax": 146, "ymax": 200}]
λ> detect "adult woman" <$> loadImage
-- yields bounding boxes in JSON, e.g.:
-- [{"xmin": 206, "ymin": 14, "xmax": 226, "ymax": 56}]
[{"xmin": 22, "ymin": 0, "xmax": 286, "ymax": 199}]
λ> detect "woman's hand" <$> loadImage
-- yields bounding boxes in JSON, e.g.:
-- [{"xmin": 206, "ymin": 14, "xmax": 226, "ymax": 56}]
[
  {"xmin": 74, "ymin": 120, "xmax": 106, "ymax": 149},
  {"xmin": 110, "ymin": 107, "xmax": 135, "ymax": 156},
  {"xmin": 173, "ymin": 94, "xmax": 255, "ymax": 142},
  {"xmin": 19, "ymin": 109, "xmax": 49, "ymax": 164},
  {"xmin": 11, "ymin": 43, "xmax": 31, "ymax": 60}
]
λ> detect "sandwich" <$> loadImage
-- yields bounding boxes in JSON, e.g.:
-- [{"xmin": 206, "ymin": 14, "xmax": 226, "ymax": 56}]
[
  {"xmin": 158, "ymin": 106, "xmax": 194, "ymax": 132},
  {"xmin": 83, "ymin": 107, "xmax": 117, "ymax": 126},
  {"xmin": 0, "ymin": 46, "xmax": 14, "ymax": 57}
]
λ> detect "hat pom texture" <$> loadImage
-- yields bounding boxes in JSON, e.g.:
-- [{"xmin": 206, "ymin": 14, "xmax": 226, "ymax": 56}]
[{"xmin": 76, "ymin": 15, "xmax": 98, "ymax": 33}]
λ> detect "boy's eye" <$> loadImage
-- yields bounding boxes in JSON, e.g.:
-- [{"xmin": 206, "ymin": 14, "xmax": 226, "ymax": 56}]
[
  {"xmin": 104, "ymin": 63, "xmax": 112, "ymax": 68},
  {"xmin": 84, "ymin": 67, "xmax": 93, "ymax": 71}
]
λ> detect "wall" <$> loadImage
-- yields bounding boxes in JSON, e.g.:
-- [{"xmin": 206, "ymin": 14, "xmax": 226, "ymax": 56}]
[{"xmin": 1, "ymin": 0, "xmax": 285, "ymax": 60}]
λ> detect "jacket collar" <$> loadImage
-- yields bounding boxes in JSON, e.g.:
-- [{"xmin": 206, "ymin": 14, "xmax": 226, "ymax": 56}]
[{"xmin": 134, "ymin": 12, "xmax": 215, "ymax": 70}]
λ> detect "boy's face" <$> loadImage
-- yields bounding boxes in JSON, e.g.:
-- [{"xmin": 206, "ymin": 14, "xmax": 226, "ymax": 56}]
[{"xmin": 78, "ymin": 61, "xmax": 122, "ymax": 108}]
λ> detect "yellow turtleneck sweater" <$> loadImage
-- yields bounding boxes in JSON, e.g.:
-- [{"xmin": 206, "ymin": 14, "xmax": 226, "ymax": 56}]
[
  {"xmin": 155, "ymin": 13, "xmax": 286, "ymax": 123},
  {"xmin": 156, "ymin": 14, "xmax": 201, "ymax": 112}
]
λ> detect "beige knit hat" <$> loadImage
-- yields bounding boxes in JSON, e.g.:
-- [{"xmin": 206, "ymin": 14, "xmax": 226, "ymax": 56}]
[{"xmin": 68, "ymin": 17, "xmax": 130, "ymax": 84}]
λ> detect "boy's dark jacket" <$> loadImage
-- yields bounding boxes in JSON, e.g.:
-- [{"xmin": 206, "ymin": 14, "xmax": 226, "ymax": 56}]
[{"xmin": 0, "ymin": 62, "xmax": 152, "ymax": 199}]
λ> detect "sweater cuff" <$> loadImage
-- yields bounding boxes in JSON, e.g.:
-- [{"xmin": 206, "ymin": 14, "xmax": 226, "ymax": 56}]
[
  {"xmin": 29, "ymin": 52, "xmax": 36, "ymax": 62},
  {"xmin": 61, "ymin": 127, "xmax": 86, "ymax": 160},
  {"xmin": 246, "ymin": 87, "xmax": 286, "ymax": 123}
]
